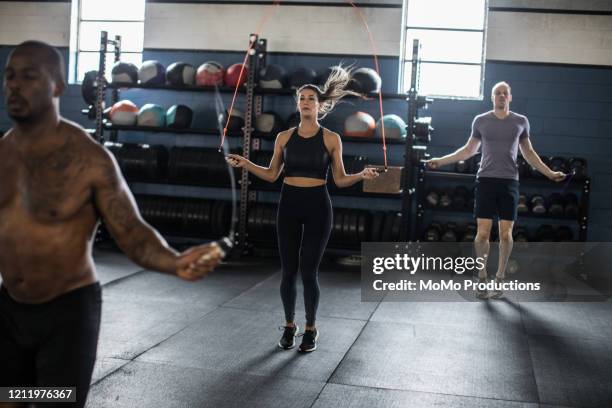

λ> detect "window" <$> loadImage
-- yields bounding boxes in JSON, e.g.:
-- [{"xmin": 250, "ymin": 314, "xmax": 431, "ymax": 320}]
[
  {"xmin": 399, "ymin": 0, "xmax": 488, "ymax": 99},
  {"xmin": 69, "ymin": 0, "xmax": 145, "ymax": 83}
]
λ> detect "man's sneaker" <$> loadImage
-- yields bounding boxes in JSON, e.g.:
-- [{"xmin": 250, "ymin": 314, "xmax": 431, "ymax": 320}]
[
  {"xmin": 278, "ymin": 324, "xmax": 298, "ymax": 349},
  {"xmin": 490, "ymin": 276, "xmax": 504, "ymax": 299},
  {"xmin": 475, "ymin": 277, "xmax": 489, "ymax": 299},
  {"xmin": 298, "ymin": 328, "xmax": 319, "ymax": 353}
]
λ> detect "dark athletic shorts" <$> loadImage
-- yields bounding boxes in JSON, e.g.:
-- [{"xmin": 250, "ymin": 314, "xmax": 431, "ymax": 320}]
[
  {"xmin": 0, "ymin": 282, "xmax": 102, "ymax": 408},
  {"xmin": 474, "ymin": 177, "xmax": 519, "ymax": 221}
]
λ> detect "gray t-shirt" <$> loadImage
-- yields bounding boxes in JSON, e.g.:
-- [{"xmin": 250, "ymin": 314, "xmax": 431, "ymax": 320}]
[{"xmin": 471, "ymin": 111, "xmax": 530, "ymax": 180}]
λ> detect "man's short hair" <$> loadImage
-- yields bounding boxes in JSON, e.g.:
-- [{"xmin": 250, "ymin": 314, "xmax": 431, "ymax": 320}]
[
  {"xmin": 10, "ymin": 40, "xmax": 67, "ymax": 87},
  {"xmin": 491, "ymin": 81, "xmax": 511, "ymax": 95}
]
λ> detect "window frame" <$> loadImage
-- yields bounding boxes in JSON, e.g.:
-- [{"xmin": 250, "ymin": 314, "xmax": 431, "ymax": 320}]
[
  {"xmin": 398, "ymin": 0, "xmax": 489, "ymax": 100},
  {"xmin": 68, "ymin": 0, "xmax": 145, "ymax": 84}
]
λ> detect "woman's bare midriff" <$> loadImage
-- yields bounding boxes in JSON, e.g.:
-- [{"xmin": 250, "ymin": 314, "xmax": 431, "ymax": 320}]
[{"xmin": 283, "ymin": 177, "xmax": 326, "ymax": 187}]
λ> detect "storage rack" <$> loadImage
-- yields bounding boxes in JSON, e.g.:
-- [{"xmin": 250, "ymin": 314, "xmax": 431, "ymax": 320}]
[
  {"xmin": 89, "ymin": 32, "xmax": 432, "ymax": 251},
  {"xmin": 414, "ymin": 163, "xmax": 591, "ymax": 242}
]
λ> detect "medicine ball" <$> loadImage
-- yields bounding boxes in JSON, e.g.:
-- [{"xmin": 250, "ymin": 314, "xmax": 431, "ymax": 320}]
[
  {"xmin": 111, "ymin": 62, "xmax": 138, "ymax": 84},
  {"xmin": 218, "ymin": 109, "xmax": 245, "ymax": 132},
  {"xmin": 286, "ymin": 112, "xmax": 301, "ymax": 129},
  {"xmin": 166, "ymin": 104, "xmax": 193, "ymax": 129},
  {"xmin": 225, "ymin": 63, "xmax": 248, "ymax": 88},
  {"xmin": 110, "ymin": 100, "xmax": 139, "ymax": 126},
  {"xmin": 376, "ymin": 115, "xmax": 407, "ymax": 139},
  {"xmin": 255, "ymin": 112, "xmax": 285, "ymax": 138},
  {"xmin": 196, "ymin": 61, "xmax": 225, "ymax": 86},
  {"xmin": 166, "ymin": 62, "xmax": 196, "ymax": 86},
  {"xmin": 344, "ymin": 111, "xmax": 376, "ymax": 137},
  {"xmin": 348, "ymin": 67, "xmax": 381, "ymax": 94},
  {"xmin": 138, "ymin": 60, "xmax": 166, "ymax": 85},
  {"xmin": 137, "ymin": 103, "xmax": 166, "ymax": 127},
  {"xmin": 290, "ymin": 67, "xmax": 317, "ymax": 89},
  {"xmin": 259, "ymin": 64, "xmax": 287, "ymax": 89}
]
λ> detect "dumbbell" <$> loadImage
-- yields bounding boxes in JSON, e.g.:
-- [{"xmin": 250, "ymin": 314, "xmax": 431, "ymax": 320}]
[
  {"xmin": 513, "ymin": 226, "xmax": 529, "ymax": 242},
  {"xmin": 556, "ymin": 225, "xmax": 573, "ymax": 241},
  {"xmin": 425, "ymin": 222, "xmax": 442, "ymax": 242},
  {"xmin": 536, "ymin": 224, "xmax": 555, "ymax": 242},
  {"xmin": 426, "ymin": 189, "xmax": 440, "ymax": 207},
  {"xmin": 441, "ymin": 222, "xmax": 458, "ymax": 242},
  {"xmin": 462, "ymin": 223, "xmax": 477, "ymax": 242},
  {"xmin": 564, "ymin": 193, "xmax": 579, "ymax": 218},
  {"xmin": 569, "ymin": 158, "xmax": 587, "ymax": 180},
  {"xmin": 517, "ymin": 193, "xmax": 529, "ymax": 214},
  {"xmin": 452, "ymin": 186, "xmax": 470, "ymax": 210},
  {"xmin": 549, "ymin": 156, "xmax": 569, "ymax": 174},
  {"xmin": 548, "ymin": 193, "xmax": 564, "ymax": 217},
  {"xmin": 531, "ymin": 195, "xmax": 547, "ymax": 214},
  {"xmin": 507, "ymin": 258, "xmax": 520, "ymax": 275},
  {"xmin": 472, "ymin": 153, "xmax": 481, "ymax": 173},
  {"xmin": 455, "ymin": 157, "xmax": 472, "ymax": 173},
  {"xmin": 439, "ymin": 190, "xmax": 452, "ymax": 208}
]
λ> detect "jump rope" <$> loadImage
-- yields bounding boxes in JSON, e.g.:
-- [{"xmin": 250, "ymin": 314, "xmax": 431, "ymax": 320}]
[{"xmin": 214, "ymin": 1, "xmax": 390, "ymax": 254}]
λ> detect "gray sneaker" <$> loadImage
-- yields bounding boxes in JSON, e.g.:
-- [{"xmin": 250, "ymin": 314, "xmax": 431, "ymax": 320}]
[
  {"xmin": 490, "ymin": 276, "xmax": 504, "ymax": 299},
  {"xmin": 475, "ymin": 277, "xmax": 489, "ymax": 299}
]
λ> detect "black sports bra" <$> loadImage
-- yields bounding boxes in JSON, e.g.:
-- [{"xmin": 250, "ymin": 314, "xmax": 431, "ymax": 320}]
[{"xmin": 282, "ymin": 127, "xmax": 331, "ymax": 180}]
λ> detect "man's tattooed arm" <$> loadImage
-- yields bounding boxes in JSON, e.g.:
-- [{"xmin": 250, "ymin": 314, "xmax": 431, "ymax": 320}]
[{"xmin": 93, "ymin": 148, "xmax": 178, "ymax": 274}]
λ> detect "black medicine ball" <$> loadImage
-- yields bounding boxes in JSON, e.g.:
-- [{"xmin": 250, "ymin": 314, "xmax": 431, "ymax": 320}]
[
  {"xmin": 259, "ymin": 64, "xmax": 287, "ymax": 89},
  {"xmin": 166, "ymin": 62, "xmax": 196, "ymax": 86},
  {"xmin": 348, "ymin": 67, "xmax": 382, "ymax": 94},
  {"xmin": 290, "ymin": 67, "xmax": 317, "ymax": 89},
  {"xmin": 166, "ymin": 105, "xmax": 193, "ymax": 129},
  {"xmin": 111, "ymin": 62, "xmax": 139, "ymax": 84}
]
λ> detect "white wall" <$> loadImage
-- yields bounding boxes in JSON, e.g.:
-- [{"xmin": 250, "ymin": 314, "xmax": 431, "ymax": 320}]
[
  {"xmin": 0, "ymin": 2, "xmax": 70, "ymax": 46},
  {"xmin": 0, "ymin": 1, "xmax": 611, "ymax": 66},
  {"xmin": 486, "ymin": 11, "xmax": 612, "ymax": 65},
  {"xmin": 490, "ymin": 0, "xmax": 612, "ymax": 12},
  {"xmin": 144, "ymin": 3, "xmax": 402, "ymax": 56}
]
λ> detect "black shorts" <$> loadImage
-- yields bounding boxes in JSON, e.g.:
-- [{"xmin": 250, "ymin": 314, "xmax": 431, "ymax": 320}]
[
  {"xmin": 0, "ymin": 282, "xmax": 102, "ymax": 408},
  {"xmin": 474, "ymin": 177, "xmax": 519, "ymax": 221}
]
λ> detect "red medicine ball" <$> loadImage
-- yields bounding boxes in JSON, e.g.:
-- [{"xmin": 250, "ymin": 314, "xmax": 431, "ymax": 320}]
[{"xmin": 224, "ymin": 63, "xmax": 248, "ymax": 88}]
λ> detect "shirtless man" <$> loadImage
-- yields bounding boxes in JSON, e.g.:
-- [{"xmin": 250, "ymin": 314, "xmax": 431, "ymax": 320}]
[{"xmin": 0, "ymin": 40, "xmax": 224, "ymax": 407}]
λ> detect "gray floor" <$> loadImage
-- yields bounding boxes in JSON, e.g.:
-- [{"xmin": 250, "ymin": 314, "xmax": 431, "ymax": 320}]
[{"xmin": 86, "ymin": 249, "xmax": 612, "ymax": 408}]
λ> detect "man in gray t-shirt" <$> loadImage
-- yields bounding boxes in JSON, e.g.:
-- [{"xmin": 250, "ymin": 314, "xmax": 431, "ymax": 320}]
[
  {"xmin": 426, "ymin": 81, "xmax": 566, "ymax": 299},
  {"xmin": 471, "ymin": 110, "xmax": 529, "ymax": 180}
]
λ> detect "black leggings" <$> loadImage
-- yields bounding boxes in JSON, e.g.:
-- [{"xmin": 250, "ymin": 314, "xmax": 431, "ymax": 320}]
[
  {"xmin": 277, "ymin": 183, "xmax": 332, "ymax": 327},
  {"xmin": 0, "ymin": 283, "xmax": 102, "ymax": 408}
]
